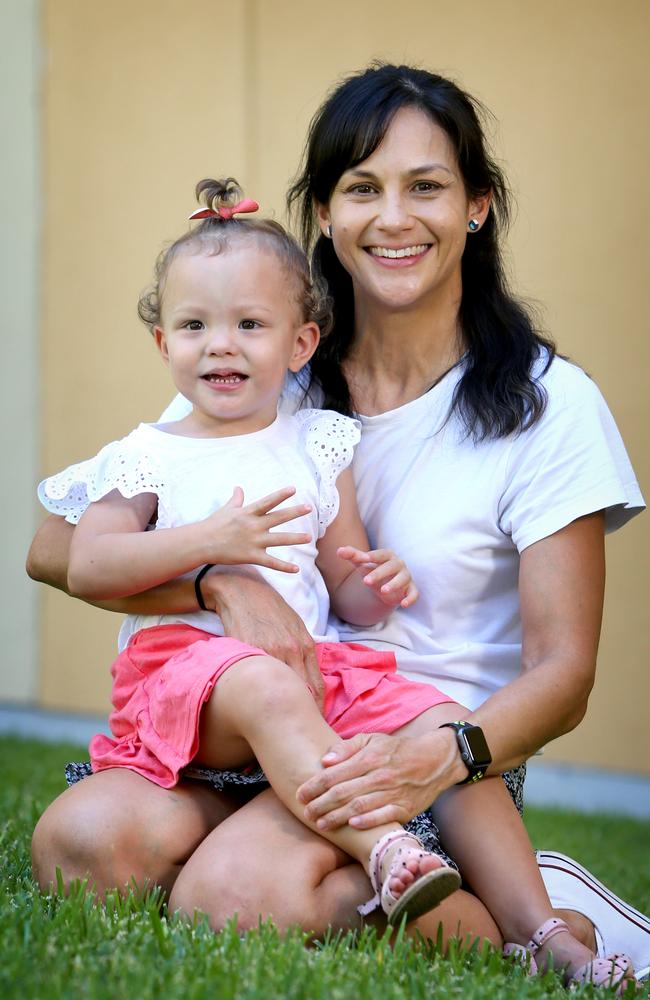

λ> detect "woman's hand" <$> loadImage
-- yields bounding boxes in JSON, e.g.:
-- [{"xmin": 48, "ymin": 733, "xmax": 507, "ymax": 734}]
[
  {"xmin": 201, "ymin": 568, "xmax": 324, "ymax": 708},
  {"xmin": 296, "ymin": 728, "xmax": 461, "ymax": 830}
]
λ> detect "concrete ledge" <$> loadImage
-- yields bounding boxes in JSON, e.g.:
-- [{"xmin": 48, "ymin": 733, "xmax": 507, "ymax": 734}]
[
  {"xmin": 525, "ymin": 758, "xmax": 650, "ymax": 820},
  {"xmin": 1, "ymin": 703, "xmax": 649, "ymax": 819},
  {"xmin": 0, "ymin": 702, "xmax": 109, "ymax": 746}
]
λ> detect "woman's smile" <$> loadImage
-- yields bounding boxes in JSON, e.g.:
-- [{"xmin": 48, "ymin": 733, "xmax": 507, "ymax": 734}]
[
  {"xmin": 365, "ymin": 243, "xmax": 432, "ymax": 265},
  {"xmin": 319, "ymin": 106, "xmax": 485, "ymax": 312}
]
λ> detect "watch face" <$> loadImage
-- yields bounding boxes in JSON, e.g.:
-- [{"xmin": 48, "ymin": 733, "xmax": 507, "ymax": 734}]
[{"xmin": 461, "ymin": 726, "xmax": 492, "ymax": 766}]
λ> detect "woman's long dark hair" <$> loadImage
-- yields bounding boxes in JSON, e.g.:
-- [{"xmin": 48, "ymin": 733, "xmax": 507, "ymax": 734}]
[{"xmin": 288, "ymin": 63, "xmax": 555, "ymax": 440}]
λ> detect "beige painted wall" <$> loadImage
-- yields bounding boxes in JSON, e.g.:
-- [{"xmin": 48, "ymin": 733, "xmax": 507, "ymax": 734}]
[
  {"xmin": 1, "ymin": 0, "xmax": 40, "ymax": 701},
  {"xmin": 35, "ymin": 0, "xmax": 648, "ymax": 773}
]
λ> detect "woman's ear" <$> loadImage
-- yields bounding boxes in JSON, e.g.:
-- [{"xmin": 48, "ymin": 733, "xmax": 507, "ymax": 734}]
[
  {"xmin": 289, "ymin": 322, "xmax": 320, "ymax": 373},
  {"xmin": 468, "ymin": 190, "xmax": 492, "ymax": 229},
  {"xmin": 314, "ymin": 198, "xmax": 332, "ymax": 238},
  {"xmin": 153, "ymin": 327, "xmax": 170, "ymax": 363}
]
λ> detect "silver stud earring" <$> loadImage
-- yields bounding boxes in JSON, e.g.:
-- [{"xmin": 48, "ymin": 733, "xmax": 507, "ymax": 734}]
[
  {"xmin": 326, "ymin": 224, "xmax": 333, "ymax": 238},
  {"xmin": 468, "ymin": 219, "xmax": 480, "ymax": 232}
]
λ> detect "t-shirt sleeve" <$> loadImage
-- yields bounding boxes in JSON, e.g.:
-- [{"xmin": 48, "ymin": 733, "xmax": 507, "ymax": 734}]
[
  {"xmin": 296, "ymin": 409, "xmax": 361, "ymax": 537},
  {"xmin": 37, "ymin": 428, "xmax": 165, "ymax": 524},
  {"xmin": 498, "ymin": 363, "xmax": 645, "ymax": 552}
]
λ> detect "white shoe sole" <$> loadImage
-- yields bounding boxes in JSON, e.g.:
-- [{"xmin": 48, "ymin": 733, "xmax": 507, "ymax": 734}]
[{"xmin": 536, "ymin": 850, "xmax": 650, "ymax": 981}]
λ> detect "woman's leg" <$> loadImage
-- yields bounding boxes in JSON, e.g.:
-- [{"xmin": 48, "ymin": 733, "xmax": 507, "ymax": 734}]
[
  {"xmin": 31, "ymin": 767, "xmax": 237, "ymax": 897},
  {"xmin": 197, "ymin": 654, "xmax": 454, "ymax": 915},
  {"xmin": 169, "ymin": 786, "xmax": 502, "ymax": 948}
]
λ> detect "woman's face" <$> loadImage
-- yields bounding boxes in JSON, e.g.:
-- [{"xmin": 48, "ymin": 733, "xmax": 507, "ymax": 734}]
[{"xmin": 317, "ymin": 106, "xmax": 490, "ymax": 315}]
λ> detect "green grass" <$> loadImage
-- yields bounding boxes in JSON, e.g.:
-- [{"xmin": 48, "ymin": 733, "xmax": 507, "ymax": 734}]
[{"xmin": 1, "ymin": 735, "xmax": 648, "ymax": 999}]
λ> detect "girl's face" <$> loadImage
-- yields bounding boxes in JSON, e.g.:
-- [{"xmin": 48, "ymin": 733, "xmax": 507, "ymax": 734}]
[
  {"xmin": 316, "ymin": 106, "xmax": 490, "ymax": 317},
  {"xmin": 154, "ymin": 244, "xmax": 319, "ymax": 436}
]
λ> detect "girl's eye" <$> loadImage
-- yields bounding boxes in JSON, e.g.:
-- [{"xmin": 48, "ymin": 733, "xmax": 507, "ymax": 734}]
[
  {"xmin": 239, "ymin": 319, "xmax": 260, "ymax": 330},
  {"xmin": 184, "ymin": 320, "xmax": 204, "ymax": 331}
]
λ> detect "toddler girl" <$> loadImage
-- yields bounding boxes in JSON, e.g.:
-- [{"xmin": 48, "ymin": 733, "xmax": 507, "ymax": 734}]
[{"xmin": 38, "ymin": 179, "xmax": 634, "ymax": 986}]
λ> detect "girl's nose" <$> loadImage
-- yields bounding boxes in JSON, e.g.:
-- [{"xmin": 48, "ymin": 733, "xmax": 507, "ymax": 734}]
[{"xmin": 206, "ymin": 327, "xmax": 236, "ymax": 354}]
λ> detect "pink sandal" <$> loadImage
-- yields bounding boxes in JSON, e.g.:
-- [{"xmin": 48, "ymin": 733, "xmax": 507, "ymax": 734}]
[
  {"xmin": 504, "ymin": 917, "xmax": 636, "ymax": 993},
  {"xmin": 358, "ymin": 830, "xmax": 461, "ymax": 926}
]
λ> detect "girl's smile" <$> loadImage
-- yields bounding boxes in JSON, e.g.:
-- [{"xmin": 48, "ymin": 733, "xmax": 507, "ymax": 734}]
[{"xmin": 153, "ymin": 246, "xmax": 319, "ymax": 437}]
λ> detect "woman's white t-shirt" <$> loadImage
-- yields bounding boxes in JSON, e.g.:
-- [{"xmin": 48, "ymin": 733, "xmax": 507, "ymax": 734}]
[{"xmin": 160, "ymin": 355, "xmax": 645, "ymax": 710}]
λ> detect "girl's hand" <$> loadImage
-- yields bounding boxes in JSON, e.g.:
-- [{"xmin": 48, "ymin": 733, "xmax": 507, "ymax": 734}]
[
  {"xmin": 204, "ymin": 487, "xmax": 312, "ymax": 573},
  {"xmin": 337, "ymin": 546, "xmax": 419, "ymax": 608},
  {"xmin": 296, "ymin": 729, "xmax": 459, "ymax": 830},
  {"xmin": 200, "ymin": 567, "xmax": 324, "ymax": 709}
]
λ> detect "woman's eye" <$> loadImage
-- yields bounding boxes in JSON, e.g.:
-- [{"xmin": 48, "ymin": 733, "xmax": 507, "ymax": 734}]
[
  {"xmin": 413, "ymin": 181, "xmax": 442, "ymax": 193},
  {"xmin": 239, "ymin": 319, "xmax": 260, "ymax": 330},
  {"xmin": 349, "ymin": 183, "xmax": 376, "ymax": 195}
]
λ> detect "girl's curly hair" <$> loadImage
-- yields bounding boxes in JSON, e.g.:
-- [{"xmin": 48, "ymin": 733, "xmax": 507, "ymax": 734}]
[{"xmin": 138, "ymin": 177, "xmax": 332, "ymax": 338}]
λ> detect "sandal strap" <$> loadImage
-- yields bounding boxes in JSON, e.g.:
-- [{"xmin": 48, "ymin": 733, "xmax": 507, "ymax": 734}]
[
  {"xmin": 503, "ymin": 942, "xmax": 538, "ymax": 976},
  {"xmin": 527, "ymin": 917, "xmax": 571, "ymax": 954},
  {"xmin": 570, "ymin": 953, "xmax": 634, "ymax": 990},
  {"xmin": 368, "ymin": 830, "xmax": 425, "ymax": 894},
  {"xmin": 358, "ymin": 831, "xmax": 427, "ymax": 917}
]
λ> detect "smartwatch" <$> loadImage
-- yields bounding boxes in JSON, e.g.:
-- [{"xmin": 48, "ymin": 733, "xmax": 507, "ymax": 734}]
[{"xmin": 439, "ymin": 721, "xmax": 492, "ymax": 784}]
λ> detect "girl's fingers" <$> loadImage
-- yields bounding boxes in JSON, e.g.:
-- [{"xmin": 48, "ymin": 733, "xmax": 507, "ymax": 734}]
[
  {"xmin": 263, "ymin": 503, "xmax": 312, "ymax": 528},
  {"xmin": 264, "ymin": 531, "xmax": 312, "ymax": 548},
  {"xmin": 379, "ymin": 568, "xmax": 410, "ymax": 593},
  {"xmin": 255, "ymin": 555, "xmax": 300, "ymax": 573},
  {"xmin": 362, "ymin": 560, "xmax": 404, "ymax": 587},
  {"xmin": 400, "ymin": 583, "xmax": 419, "ymax": 607},
  {"xmin": 337, "ymin": 545, "xmax": 371, "ymax": 563},
  {"xmin": 245, "ymin": 486, "xmax": 297, "ymax": 514}
]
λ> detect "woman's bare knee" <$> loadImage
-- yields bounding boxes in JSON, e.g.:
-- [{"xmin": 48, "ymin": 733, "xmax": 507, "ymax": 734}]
[
  {"xmin": 170, "ymin": 789, "xmax": 363, "ymax": 934},
  {"xmin": 32, "ymin": 769, "xmax": 235, "ymax": 897}
]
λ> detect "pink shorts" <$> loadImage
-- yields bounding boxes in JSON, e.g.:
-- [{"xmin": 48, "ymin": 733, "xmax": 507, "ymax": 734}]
[{"xmin": 89, "ymin": 624, "xmax": 453, "ymax": 788}]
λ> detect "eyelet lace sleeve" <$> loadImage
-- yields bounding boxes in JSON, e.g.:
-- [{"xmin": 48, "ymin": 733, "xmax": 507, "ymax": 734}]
[
  {"xmin": 37, "ymin": 426, "xmax": 165, "ymax": 524},
  {"xmin": 295, "ymin": 409, "xmax": 361, "ymax": 536}
]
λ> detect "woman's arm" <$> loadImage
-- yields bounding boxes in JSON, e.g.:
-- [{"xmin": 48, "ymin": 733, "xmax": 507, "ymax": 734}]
[
  {"xmin": 27, "ymin": 513, "xmax": 200, "ymax": 613},
  {"xmin": 296, "ymin": 511, "xmax": 605, "ymax": 830},
  {"xmin": 469, "ymin": 508, "xmax": 604, "ymax": 767}
]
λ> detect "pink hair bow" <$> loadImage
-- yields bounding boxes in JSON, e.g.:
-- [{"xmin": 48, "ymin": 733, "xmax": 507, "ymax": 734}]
[{"xmin": 189, "ymin": 198, "xmax": 259, "ymax": 221}]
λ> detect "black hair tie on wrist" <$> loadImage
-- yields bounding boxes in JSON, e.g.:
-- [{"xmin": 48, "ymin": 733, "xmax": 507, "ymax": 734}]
[{"xmin": 194, "ymin": 564, "xmax": 215, "ymax": 611}]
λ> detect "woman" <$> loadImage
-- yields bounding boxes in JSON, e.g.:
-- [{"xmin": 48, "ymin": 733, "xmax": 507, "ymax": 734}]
[{"xmin": 28, "ymin": 64, "xmax": 648, "ymax": 971}]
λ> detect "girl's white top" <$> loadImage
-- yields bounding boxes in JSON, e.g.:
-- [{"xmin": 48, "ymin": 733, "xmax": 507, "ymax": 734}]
[
  {"xmin": 38, "ymin": 409, "xmax": 360, "ymax": 651},
  {"xmin": 159, "ymin": 353, "xmax": 644, "ymax": 710}
]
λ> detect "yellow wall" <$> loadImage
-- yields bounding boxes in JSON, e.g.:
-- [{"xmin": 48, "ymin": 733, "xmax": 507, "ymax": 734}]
[{"xmin": 37, "ymin": 0, "xmax": 648, "ymax": 773}]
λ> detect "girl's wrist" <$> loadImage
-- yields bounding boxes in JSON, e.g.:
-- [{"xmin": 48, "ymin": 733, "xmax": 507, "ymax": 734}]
[{"xmin": 194, "ymin": 564, "xmax": 215, "ymax": 611}]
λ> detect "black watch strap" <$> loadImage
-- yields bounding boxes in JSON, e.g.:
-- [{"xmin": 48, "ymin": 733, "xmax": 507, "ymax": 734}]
[{"xmin": 439, "ymin": 721, "xmax": 492, "ymax": 785}]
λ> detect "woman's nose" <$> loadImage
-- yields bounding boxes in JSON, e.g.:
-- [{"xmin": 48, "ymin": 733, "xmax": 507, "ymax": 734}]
[{"xmin": 376, "ymin": 193, "xmax": 413, "ymax": 231}]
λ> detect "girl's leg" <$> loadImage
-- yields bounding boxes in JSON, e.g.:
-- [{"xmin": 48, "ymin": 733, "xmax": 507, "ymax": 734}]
[
  {"xmin": 31, "ymin": 767, "xmax": 237, "ymax": 897},
  {"xmin": 197, "ymin": 654, "xmax": 458, "ymax": 918},
  {"xmin": 170, "ymin": 786, "xmax": 502, "ymax": 948},
  {"xmin": 398, "ymin": 704, "xmax": 623, "ymax": 980}
]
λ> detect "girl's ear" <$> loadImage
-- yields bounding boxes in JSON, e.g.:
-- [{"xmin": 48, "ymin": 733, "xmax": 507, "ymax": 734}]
[
  {"xmin": 153, "ymin": 327, "xmax": 170, "ymax": 363},
  {"xmin": 289, "ymin": 322, "xmax": 320, "ymax": 373},
  {"xmin": 314, "ymin": 198, "xmax": 332, "ymax": 238}
]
